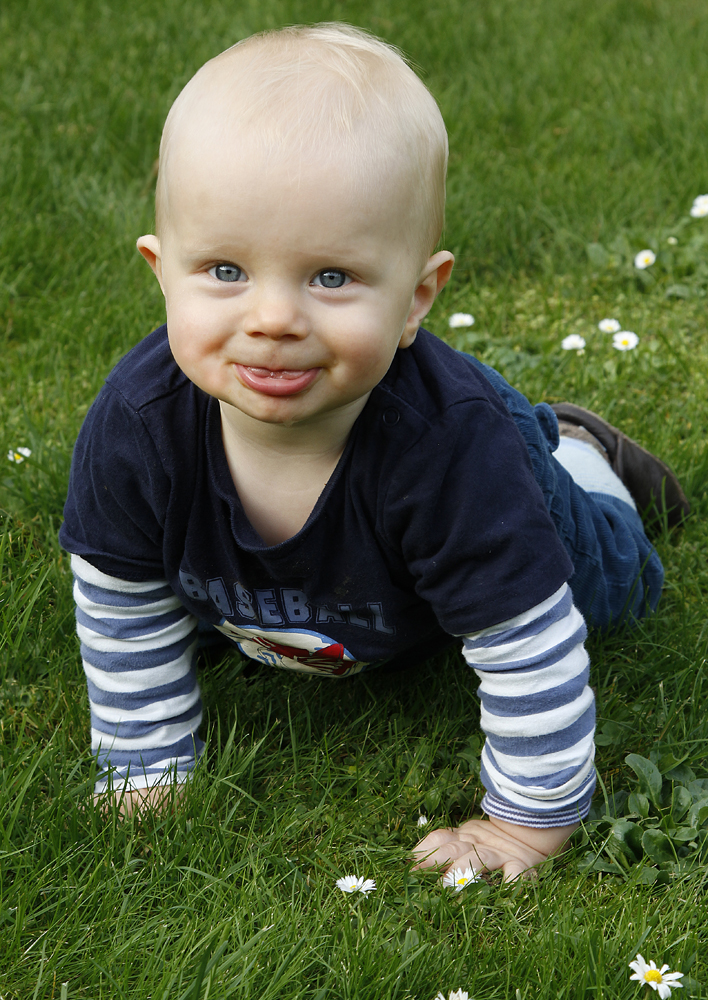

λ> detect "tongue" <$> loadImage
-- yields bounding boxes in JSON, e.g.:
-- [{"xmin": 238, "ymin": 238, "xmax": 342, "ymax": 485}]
[{"xmin": 235, "ymin": 364, "xmax": 319, "ymax": 397}]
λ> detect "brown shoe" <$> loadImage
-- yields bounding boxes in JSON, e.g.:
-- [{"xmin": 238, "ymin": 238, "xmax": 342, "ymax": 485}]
[{"xmin": 552, "ymin": 403, "xmax": 690, "ymax": 528}]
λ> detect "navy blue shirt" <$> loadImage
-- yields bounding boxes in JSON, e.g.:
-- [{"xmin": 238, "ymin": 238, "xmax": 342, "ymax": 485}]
[{"xmin": 60, "ymin": 325, "xmax": 572, "ymax": 675}]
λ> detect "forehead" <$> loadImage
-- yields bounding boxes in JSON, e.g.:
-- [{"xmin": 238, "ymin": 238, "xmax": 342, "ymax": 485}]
[{"xmin": 161, "ymin": 117, "xmax": 421, "ymax": 259}]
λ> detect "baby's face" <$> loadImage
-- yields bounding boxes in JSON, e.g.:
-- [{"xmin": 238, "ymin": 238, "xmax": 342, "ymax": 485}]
[{"xmin": 139, "ymin": 128, "xmax": 451, "ymax": 430}]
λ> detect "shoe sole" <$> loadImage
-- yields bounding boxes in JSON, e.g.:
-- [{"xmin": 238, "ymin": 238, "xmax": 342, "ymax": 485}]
[{"xmin": 552, "ymin": 403, "xmax": 690, "ymax": 529}]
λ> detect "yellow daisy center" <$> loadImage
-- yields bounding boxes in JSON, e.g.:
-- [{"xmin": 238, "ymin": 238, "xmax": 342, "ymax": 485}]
[
  {"xmin": 645, "ymin": 970, "xmax": 663, "ymax": 984},
  {"xmin": 456, "ymin": 877, "xmax": 468, "ymax": 885}
]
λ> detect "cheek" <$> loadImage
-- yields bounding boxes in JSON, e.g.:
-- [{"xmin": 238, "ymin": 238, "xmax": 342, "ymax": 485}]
[
  {"xmin": 334, "ymin": 332, "xmax": 403, "ymax": 390},
  {"xmin": 338, "ymin": 301, "xmax": 409, "ymax": 366},
  {"xmin": 165, "ymin": 298, "xmax": 225, "ymax": 359}
]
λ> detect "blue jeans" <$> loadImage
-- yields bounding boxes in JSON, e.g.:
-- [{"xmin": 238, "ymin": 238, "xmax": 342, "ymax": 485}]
[{"xmin": 463, "ymin": 355, "xmax": 664, "ymax": 630}]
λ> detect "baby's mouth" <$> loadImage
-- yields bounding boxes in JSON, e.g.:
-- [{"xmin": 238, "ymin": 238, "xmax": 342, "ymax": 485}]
[{"xmin": 235, "ymin": 364, "xmax": 320, "ymax": 397}]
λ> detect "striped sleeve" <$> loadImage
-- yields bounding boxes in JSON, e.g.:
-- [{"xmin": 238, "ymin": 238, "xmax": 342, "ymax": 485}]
[
  {"xmin": 460, "ymin": 583, "xmax": 595, "ymax": 827},
  {"xmin": 71, "ymin": 553, "xmax": 204, "ymax": 793}
]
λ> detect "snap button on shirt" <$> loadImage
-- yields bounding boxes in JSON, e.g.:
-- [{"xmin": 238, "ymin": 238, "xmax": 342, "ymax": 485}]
[{"xmin": 383, "ymin": 407, "xmax": 400, "ymax": 426}]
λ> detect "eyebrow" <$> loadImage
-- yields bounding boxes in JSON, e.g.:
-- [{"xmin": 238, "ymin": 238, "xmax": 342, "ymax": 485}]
[{"xmin": 179, "ymin": 244, "xmax": 241, "ymax": 261}]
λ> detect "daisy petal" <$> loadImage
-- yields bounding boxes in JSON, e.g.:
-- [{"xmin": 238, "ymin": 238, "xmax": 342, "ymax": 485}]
[
  {"xmin": 561, "ymin": 334, "xmax": 586, "ymax": 351},
  {"xmin": 690, "ymin": 194, "xmax": 708, "ymax": 217},
  {"xmin": 448, "ymin": 313, "xmax": 475, "ymax": 328},
  {"xmin": 613, "ymin": 331, "xmax": 639, "ymax": 351},
  {"xmin": 442, "ymin": 866, "xmax": 479, "ymax": 891},
  {"xmin": 598, "ymin": 318, "xmax": 621, "ymax": 333},
  {"xmin": 634, "ymin": 249, "xmax": 656, "ymax": 269},
  {"xmin": 629, "ymin": 954, "xmax": 683, "ymax": 998}
]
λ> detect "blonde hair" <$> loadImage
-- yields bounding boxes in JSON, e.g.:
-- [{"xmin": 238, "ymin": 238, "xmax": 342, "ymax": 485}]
[{"xmin": 155, "ymin": 23, "xmax": 448, "ymax": 256}]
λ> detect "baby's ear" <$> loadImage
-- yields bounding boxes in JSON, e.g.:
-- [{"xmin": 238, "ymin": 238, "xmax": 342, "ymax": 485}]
[
  {"xmin": 400, "ymin": 251, "xmax": 455, "ymax": 347},
  {"xmin": 136, "ymin": 235, "xmax": 164, "ymax": 290}
]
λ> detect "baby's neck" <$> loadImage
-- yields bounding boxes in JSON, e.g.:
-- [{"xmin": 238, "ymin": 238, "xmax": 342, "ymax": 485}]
[
  {"xmin": 219, "ymin": 397, "xmax": 368, "ymax": 545},
  {"xmin": 219, "ymin": 395, "xmax": 368, "ymax": 458}
]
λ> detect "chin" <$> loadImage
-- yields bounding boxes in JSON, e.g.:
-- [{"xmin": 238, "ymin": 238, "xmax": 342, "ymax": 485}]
[{"xmin": 220, "ymin": 394, "xmax": 311, "ymax": 427}]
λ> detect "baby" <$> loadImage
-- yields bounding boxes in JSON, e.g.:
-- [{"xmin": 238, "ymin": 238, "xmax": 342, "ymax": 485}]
[{"xmin": 60, "ymin": 23, "xmax": 688, "ymax": 880}]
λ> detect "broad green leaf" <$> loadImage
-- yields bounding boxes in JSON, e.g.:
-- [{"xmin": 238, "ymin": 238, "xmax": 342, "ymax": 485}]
[
  {"xmin": 628, "ymin": 791, "xmax": 650, "ymax": 818},
  {"xmin": 605, "ymin": 790, "xmax": 629, "ymax": 818},
  {"xmin": 681, "ymin": 977, "xmax": 701, "ymax": 999},
  {"xmin": 609, "ymin": 234, "xmax": 632, "ymax": 258},
  {"xmin": 671, "ymin": 785, "xmax": 693, "ymax": 822},
  {"xmin": 610, "ymin": 820, "xmax": 643, "ymax": 860},
  {"xmin": 593, "ymin": 859, "xmax": 625, "ymax": 875},
  {"xmin": 586, "ymin": 242, "xmax": 609, "ymax": 267},
  {"xmin": 595, "ymin": 721, "xmax": 625, "ymax": 746},
  {"xmin": 662, "ymin": 761, "xmax": 695, "ymax": 784},
  {"xmin": 423, "ymin": 788, "xmax": 441, "ymax": 812},
  {"xmin": 688, "ymin": 779, "xmax": 708, "ymax": 800},
  {"xmin": 626, "ymin": 754, "xmax": 662, "ymax": 807},
  {"xmin": 665, "ymin": 283, "xmax": 692, "ymax": 299},
  {"xmin": 688, "ymin": 797, "xmax": 708, "ymax": 829},
  {"xmin": 642, "ymin": 829, "xmax": 675, "ymax": 865},
  {"xmin": 671, "ymin": 826, "xmax": 698, "ymax": 843},
  {"xmin": 635, "ymin": 268, "xmax": 655, "ymax": 288}
]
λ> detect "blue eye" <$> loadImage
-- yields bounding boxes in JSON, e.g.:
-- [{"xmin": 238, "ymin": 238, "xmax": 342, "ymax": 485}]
[
  {"xmin": 315, "ymin": 269, "xmax": 348, "ymax": 288},
  {"xmin": 210, "ymin": 264, "xmax": 243, "ymax": 282}
]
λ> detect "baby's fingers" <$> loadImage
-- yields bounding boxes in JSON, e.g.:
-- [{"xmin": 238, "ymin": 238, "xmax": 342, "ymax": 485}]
[
  {"xmin": 450, "ymin": 844, "xmax": 543, "ymax": 881},
  {"xmin": 501, "ymin": 858, "xmax": 539, "ymax": 882},
  {"xmin": 415, "ymin": 841, "xmax": 503, "ymax": 877},
  {"xmin": 439, "ymin": 844, "xmax": 507, "ymax": 877},
  {"xmin": 412, "ymin": 829, "xmax": 467, "ymax": 869},
  {"xmin": 435, "ymin": 842, "xmax": 543, "ymax": 880}
]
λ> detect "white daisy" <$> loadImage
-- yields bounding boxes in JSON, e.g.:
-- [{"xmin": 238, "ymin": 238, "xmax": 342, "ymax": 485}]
[
  {"xmin": 448, "ymin": 313, "xmax": 475, "ymax": 328},
  {"xmin": 417, "ymin": 814, "xmax": 429, "ymax": 827},
  {"xmin": 598, "ymin": 318, "xmax": 621, "ymax": 333},
  {"xmin": 442, "ymin": 866, "xmax": 480, "ymax": 892},
  {"xmin": 561, "ymin": 334, "xmax": 586, "ymax": 351},
  {"xmin": 634, "ymin": 249, "xmax": 656, "ymax": 269},
  {"xmin": 435, "ymin": 992, "xmax": 469, "ymax": 1000},
  {"xmin": 335, "ymin": 875, "xmax": 376, "ymax": 896},
  {"xmin": 613, "ymin": 331, "xmax": 639, "ymax": 351},
  {"xmin": 7, "ymin": 447, "xmax": 31, "ymax": 463},
  {"xmin": 667, "ymin": 236, "xmax": 678, "ymax": 245},
  {"xmin": 629, "ymin": 954, "xmax": 684, "ymax": 1000},
  {"xmin": 690, "ymin": 194, "xmax": 708, "ymax": 218}
]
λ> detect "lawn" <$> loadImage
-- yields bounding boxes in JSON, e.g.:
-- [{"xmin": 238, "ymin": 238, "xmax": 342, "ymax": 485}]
[{"xmin": 1, "ymin": 0, "xmax": 707, "ymax": 997}]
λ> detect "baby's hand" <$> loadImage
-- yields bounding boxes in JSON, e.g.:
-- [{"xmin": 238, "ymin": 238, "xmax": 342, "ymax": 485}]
[
  {"xmin": 93, "ymin": 784, "xmax": 184, "ymax": 819},
  {"xmin": 412, "ymin": 816, "xmax": 578, "ymax": 881}
]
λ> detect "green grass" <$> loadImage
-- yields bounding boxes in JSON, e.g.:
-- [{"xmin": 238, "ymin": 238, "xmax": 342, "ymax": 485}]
[{"xmin": 1, "ymin": 0, "xmax": 708, "ymax": 996}]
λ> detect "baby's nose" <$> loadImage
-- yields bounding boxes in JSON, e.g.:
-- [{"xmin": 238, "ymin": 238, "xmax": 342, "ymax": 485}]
[{"xmin": 244, "ymin": 283, "xmax": 306, "ymax": 339}]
